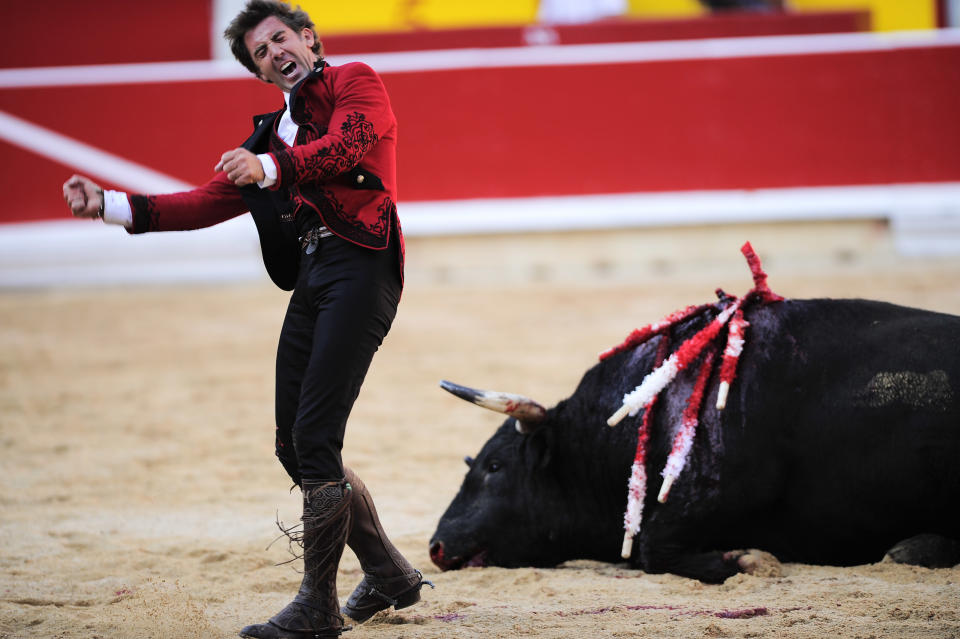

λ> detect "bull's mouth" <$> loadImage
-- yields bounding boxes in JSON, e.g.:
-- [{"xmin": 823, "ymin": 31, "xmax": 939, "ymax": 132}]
[{"xmin": 430, "ymin": 541, "xmax": 487, "ymax": 570}]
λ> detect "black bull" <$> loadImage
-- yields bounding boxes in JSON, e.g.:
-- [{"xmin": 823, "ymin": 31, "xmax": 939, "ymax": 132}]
[{"xmin": 430, "ymin": 298, "xmax": 960, "ymax": 583}]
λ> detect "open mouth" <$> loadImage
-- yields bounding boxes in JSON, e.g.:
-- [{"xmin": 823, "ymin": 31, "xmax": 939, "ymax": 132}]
[
  {"xmin": 280, "ymin": 61, "xmax": 296, "ymax": 77},
  {"xmin": 463, "ymin": 551, "xmax": 488, "ymax": 568}
]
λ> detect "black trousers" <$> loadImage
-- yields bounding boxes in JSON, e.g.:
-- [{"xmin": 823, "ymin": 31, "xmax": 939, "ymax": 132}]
[{"xmin": 274, "ymin": 224, "xmax": 402, "ymax": 483}]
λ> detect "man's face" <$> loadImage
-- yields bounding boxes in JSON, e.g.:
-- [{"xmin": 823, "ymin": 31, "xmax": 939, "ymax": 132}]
[{"xmin": 244, "ymin": 15, "xmax": 317, "ymax": 93}]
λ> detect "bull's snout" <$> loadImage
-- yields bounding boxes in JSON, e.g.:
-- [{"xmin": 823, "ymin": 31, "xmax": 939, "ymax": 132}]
[
  {"xmin": 429, "ymin": 540, "xmax": 452, "ymax": 571},
  {"xmin": 429, "ymin": 538, "xmax": 488, "ymax": 570}
]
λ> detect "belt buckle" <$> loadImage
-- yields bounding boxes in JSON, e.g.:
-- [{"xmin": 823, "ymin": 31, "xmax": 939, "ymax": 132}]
[{"xmin": 301, "ymin": 227, "xmax": 319, "ymax": 254}]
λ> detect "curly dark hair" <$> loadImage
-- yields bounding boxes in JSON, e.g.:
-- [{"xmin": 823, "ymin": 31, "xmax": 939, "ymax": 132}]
[{"xmin": 224, "ymin": 0, "xmax": 323, "ymax": 76}]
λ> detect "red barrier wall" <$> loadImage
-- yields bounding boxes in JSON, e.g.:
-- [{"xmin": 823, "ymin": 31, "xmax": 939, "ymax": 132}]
[
  {"xmin": 322, "ymin": 11, "xmax": 869, "ymax": 54},
  {"xmin": 385, "ymin": 46, "xmax": 960, "ymax": 200},
  {"xmin": 2, "ymin": 42, "xmax": 958, "ymax": 224},
  {"xmin": 1, "ymin": 0, "xmax": 212, "ymax": 69},
  {"xmin": 3, "ymin": 7, "xmax": 863, "ymax": 70}
]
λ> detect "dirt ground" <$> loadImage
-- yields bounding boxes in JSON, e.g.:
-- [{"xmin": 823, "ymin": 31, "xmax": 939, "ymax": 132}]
[{"xmin": 2, "ymin": 220, "xmax": 959, "ymax": 639}]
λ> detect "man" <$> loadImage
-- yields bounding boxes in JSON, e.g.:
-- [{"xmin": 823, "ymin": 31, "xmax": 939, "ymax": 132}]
[{"xmin": 62, "ymin": 2, "xmax": 429, "ymax": 637}]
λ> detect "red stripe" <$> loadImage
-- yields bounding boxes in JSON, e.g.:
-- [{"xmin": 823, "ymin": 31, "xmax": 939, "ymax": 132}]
[
  {"xmin": 0, "ymin": 0, "xmax": 211, "ymax": 69},
  {"xmin": 4, "ymin": 45, "xmax": 958, "ymax": 224},
  {"xmin": 322, "ymin": 11, "xmax": 869, "ymax": 55}
]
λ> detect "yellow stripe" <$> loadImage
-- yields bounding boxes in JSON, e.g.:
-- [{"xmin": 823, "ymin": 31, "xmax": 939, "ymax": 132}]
[
  {"xmin": 297, "ymin": 0, "xmax": 536, "ymax": 34},
  {"xmin": 787, "ymin": 0, "xmax": 937, "ymax": 31},
  {"xmin": 626, "ymin": 0, "xmax": 704, "ymax": 18},
  {"xmin": 295, "ymin": 0, "xmax": 936, "ymax": 35},
  {"xmin": 408, "ymin": 0, "xmax": 537, "ymax": 29},
  {"xmin": 297, "ymin": 0, "xmax": 402, "ymax": 34}
]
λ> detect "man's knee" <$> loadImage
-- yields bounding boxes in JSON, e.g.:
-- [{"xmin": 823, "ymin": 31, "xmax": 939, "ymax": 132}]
[{"xmin": 275, "ymin": 443, "xmax": 301, "ymax": 486}]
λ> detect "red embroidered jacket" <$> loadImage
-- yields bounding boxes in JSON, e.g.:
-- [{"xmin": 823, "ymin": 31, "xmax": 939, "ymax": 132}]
[{"xmin": 127, "ymin": 62, "xmax": 402, "ymax": 290}]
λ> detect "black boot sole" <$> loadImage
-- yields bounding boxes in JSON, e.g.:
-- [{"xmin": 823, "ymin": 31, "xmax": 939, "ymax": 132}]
[
  {"xmin": 239, "ymin": 622, "xmax": 344, "ymax": 639},
  {"xmin": 342, "ymin": 587, "xmax": 421, "ymax": 624}
]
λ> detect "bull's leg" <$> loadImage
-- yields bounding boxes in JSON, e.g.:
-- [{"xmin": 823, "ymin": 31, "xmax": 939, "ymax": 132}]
[
  {"xmin": 640, "ymin": 545, "xmax": 743, "ymax": 584},
  {"xmin": 884, "ymin": 534, "xmax": 960, "ymax": 568},
  {"xmin": 640, "ymin": 548, "xmax": 783, "ymax": 583},
  {"xmin": 341, "ymin": 468, "xmax": 433, "ymax": 623},
  {"xmin": 722, "ymin": 549, "xmax": 783, "ymax": 577}
]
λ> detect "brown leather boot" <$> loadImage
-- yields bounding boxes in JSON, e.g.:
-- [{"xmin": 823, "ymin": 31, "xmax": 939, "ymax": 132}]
[
  {"xmin": 240, "ymin": 479, "xmax": 352, "ymax": 639},
  {"xmin": 341, "ymin": 468, "xmax": 433, "ymax": 623}
]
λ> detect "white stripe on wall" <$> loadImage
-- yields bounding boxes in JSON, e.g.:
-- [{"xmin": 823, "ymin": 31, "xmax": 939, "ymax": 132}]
[
  {"xmin": 1, "ymin": 29, "xmax": 958, "ymax": 88},
  {"xmin": 3, "ymin": 182, "xmax": 958, "ymax": 287},
  {"xmin": 397, "ymin": 183, "xmax": 960, "ymax": 236}
]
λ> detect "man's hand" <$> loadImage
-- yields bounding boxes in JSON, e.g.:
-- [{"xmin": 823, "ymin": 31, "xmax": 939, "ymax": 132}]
[
  {"xmin": 216, "ymin": 148, "xmax": 265, "ymax": 186},
  {"xmin": 62, "ymin": 175, "xmax": 103, "ymax": 218}
]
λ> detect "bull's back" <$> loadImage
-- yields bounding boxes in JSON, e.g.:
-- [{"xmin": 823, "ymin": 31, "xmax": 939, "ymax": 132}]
[{"xmin": 729, "ymin": 299, "xmax": 960, "ymax": 563}]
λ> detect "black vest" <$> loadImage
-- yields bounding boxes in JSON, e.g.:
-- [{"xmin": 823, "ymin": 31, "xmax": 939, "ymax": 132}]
[{"xmin": 240, "ymin": 110, "xmax": 301, "ymax": 291}]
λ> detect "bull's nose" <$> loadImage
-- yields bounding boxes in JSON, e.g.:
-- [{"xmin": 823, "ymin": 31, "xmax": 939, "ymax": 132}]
[{"xmin": 429, "ymin": 541, "xmax": 449, "ymax": 570}]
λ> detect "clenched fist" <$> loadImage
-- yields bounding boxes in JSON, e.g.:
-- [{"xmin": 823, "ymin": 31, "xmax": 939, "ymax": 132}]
[
  {"xmin": 63, "ymin": 175, "xmax": 103, "ymax": 219},
  {"xmin": 216, "ymin": 148, "xmax": 265, "ymax": 187}
]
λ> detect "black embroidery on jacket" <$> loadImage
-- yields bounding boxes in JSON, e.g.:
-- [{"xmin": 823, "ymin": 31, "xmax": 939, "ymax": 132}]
[
  {"xmin": 371, "ymin": 196, "xmax": 394, "ymax": 236},
  {"xmin": 296, "ymin": 186, "xmax": 390, "ymax": 247},
  {"xmin": 274, "ymin": 148, "xmax": 297, "ymax": 184},
  {"xmin": 296, "ymin": 99, "xmax": 313, "ymax": 127},
  {"xmin": 129, "ymin": 194, "xmax": 159, "ymax": 233},
  {"xmin": 342, "ymin": 112, "xmax": 378, "ymax": 158},
  {"xmin": 268, "ymin": 131, "xmax": 286, "ymax": 155},
  {"xmin": 276, "ymin": 112, "xmax": 379, "ymax": 184}
]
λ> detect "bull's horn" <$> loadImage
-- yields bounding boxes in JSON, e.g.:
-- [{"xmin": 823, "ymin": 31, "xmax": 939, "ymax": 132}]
[{"xmin": 439, "ymin": 380, "xmax": 547, "ymax": 434}]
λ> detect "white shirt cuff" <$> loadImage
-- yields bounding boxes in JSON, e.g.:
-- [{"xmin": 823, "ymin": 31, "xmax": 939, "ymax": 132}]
[
  {"xmin": 102, "ymin": 190, "xmax": 133, "ymax": 228},
  {"xmin": 258, "ymin": 154, "xmax": 277, "ymax": 188}
]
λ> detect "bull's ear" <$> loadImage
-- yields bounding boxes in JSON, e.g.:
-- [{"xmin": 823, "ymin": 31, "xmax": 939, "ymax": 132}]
[
  {"xmin": 520, "ymin": 420, "xmax": 553, "ymax": 470},
  {"xmin": 514, "ymin": 419, "xmax": 542, "ymax": 435},
  {"xmin": 464, "ymin": 455, "xmax": 475, "ymax": 468}
]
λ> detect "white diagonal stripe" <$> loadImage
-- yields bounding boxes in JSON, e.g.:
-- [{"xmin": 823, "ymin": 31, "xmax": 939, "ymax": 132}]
[{"xmin": 0, "ymin": 110, "xmax": 192, "ymax": 193}]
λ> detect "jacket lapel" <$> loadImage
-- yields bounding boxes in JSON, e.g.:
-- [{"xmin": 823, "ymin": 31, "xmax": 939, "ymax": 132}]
[{"xmin": 243, "ymin": 110, "xmax": 283, "ymax": 153}]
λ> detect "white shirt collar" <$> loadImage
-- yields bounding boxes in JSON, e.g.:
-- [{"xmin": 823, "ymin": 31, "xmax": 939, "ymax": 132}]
[{"xmin": 276, "ymin": 91, "xmax": 298, "ymax": 146}]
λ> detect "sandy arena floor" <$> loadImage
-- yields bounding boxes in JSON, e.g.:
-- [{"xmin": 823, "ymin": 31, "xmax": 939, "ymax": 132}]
[{"xmin": 2, "ymin": 221, "xmax": 959, "ymax": 638}]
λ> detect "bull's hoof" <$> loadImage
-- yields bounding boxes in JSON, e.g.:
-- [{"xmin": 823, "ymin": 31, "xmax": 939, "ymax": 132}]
[
  {"xmin": 884, "ymin": 534, "xmax": 960, "ymax": 568},
  {"xmin": 723, "ymin": 549, "xmax": 783, "ymax": 578}
]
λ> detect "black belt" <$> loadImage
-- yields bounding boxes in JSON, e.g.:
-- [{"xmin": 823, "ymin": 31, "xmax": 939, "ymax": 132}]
[
  {"xmin": 300, "ymin": 225, "xmax": 333, "ymax": 254},
  {"xmin": 295, "ymin": 209, "xmax": 332, "ymax": 254}
]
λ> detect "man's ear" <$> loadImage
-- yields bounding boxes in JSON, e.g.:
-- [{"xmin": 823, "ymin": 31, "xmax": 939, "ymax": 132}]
[
  {"xmin": 302, "ymin": 28, "xmax": 315, "ymax": 49},
  {"xmin": 255, "ymin": 72, "xmax": 273, "ymax": 86}
]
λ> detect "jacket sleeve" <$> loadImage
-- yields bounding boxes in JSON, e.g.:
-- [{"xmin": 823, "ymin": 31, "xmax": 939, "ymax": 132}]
[
  {"xmin": 268, "ymin": 63, "xmax": 394, "ymax": 188},
  {"xmin": 128, "ymin": 171, "xmax": 248, "ymax": 234}
]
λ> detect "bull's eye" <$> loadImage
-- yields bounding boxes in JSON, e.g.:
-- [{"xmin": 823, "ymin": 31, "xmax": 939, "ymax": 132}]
[{"xmin": 487, "ymin": 461, "xmax": 502, "ymax": 473}]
